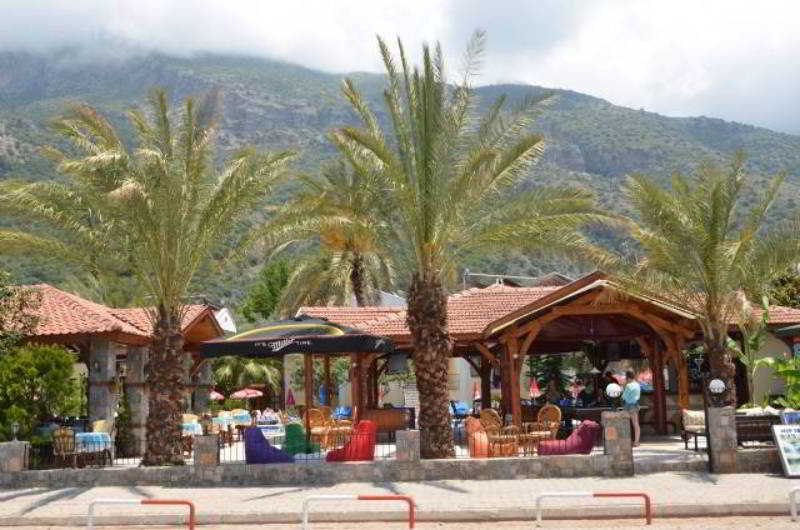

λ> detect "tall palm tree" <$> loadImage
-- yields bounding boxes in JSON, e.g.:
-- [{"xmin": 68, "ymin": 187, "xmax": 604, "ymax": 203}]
[
  {"xmin": 335, "ymin": 32, "xmax": 612, "ymax": 458},
  {"xmin": 255, "ymin": 156, "xmax": 394, "ymax": 314},
  {"xmin": 622, "ymin": 154, "xmax": 800, "ymax": 405},
  {"xmin": 0, "ymin": 89, "xmax": 293, "ymax": 464}
]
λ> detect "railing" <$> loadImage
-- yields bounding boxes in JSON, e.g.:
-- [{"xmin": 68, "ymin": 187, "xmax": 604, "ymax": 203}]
[
  {"xmin": 302, "ymin": 494, "xmax": 416, "ymax": 529},
  {"xmin": 86, "ymin": 498, "xmax": 195, "ymax": 529},
  {"xmin": 535, "ymin": 491, "xmax": 652, "ymax": 526}
]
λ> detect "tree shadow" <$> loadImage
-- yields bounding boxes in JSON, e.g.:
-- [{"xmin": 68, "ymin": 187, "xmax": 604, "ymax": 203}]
[
  {"xmin": 19, "ymin": 487, "xmax": 89, "ymax": 515},
  {"xmin": 0, "ymin": 488, "xmax": 48, "ymax": 504}
]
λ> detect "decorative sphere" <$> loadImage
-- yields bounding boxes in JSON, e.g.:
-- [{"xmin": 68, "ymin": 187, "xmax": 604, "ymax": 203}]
[
  {"xmin": 709, "ymin": 378, "xmax": 726, "ymax": 394},
  {"xmin": 606, "ymin": 383, "xmax": 622, "ymax": 398}
]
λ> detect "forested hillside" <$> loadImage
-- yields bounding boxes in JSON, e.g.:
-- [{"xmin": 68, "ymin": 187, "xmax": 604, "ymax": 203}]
[{"xmin": 2, "ymin": 48, "xmax": 799, "ymax": 306}]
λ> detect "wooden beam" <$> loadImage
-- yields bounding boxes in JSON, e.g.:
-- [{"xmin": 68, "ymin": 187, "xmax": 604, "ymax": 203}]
[
  {"xmin": 511, "ymin": 311, "xmax": 561, "ymax": 338},
  {"xmin": 519, "ymin": 322, "xmax": 542, "ymax": 357},
  {"xmin": 480, "ymin": 356, "xmax": 492, "ymax": 410},
  {"xmin": 462, "ymin": 354, "xmax": 480, "ymax": 375},
  {"xmin": 475, "ymin": 343, "xmax": 499, "ymax": 366},
  {"xmin": 304, "ymin": 352, "xmax": 313, "ymax": 440}
]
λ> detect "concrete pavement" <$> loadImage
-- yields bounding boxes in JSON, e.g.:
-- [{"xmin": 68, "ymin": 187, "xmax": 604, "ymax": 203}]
[{"xmin": 0, "ymin": 472, "xmax": 798, "ymax": 527}]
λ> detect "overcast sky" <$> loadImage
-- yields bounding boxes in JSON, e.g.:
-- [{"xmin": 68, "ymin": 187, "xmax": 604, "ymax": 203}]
[{"xmin": 2, "ymin": 0, "xmax": 799, "ymax": 133}]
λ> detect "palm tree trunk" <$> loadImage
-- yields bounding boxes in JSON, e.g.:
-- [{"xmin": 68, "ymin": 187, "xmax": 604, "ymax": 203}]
[
  {"xmin": 142, "ymin": 306, "xmax": 185, "ymax": 466},
  {"xmin": 707, "ymin": 342, "xmax": 738, "ymax": 407},
  {"xmin": 350, "ymin": 253, "xmax": 367, "ymax": 307},
  {"xmin": 406, "ymin": 272, "xmax": 455, "ymax": 459}
]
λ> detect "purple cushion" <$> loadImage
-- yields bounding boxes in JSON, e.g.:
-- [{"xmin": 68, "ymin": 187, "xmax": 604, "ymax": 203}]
[
  {"xmin": 244, "ymin": 427, "xmax": 294, "ymax": 464},
  {"xmin": 538, "ymin": 420, "xmax": 601, "ymax": 456}
]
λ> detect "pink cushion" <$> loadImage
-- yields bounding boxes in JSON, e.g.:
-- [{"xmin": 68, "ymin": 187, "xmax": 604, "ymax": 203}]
[{"xmin": 538, "ymin": 420, "xmax": 601, "ymax": 456}]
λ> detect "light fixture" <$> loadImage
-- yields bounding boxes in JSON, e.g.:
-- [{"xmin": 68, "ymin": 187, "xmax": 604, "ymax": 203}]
[
  {"xmin": 605, "ymin": 383, "xmax": 622, "ymax": 398},
  {"xmin": 709, "ymin": 379, "xmax": 725, "ymax": 395},
  {"xmin": 11, "ymin": 422, "xmax": 19, "ymax": 441}
]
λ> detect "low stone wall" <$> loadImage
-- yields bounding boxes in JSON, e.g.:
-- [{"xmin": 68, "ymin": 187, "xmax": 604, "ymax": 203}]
[
  {"xmin": 0, "ymin": 452, "xmax": 627, "ymax": 490},
  {"xmin": 736, "ymin": 447, "xmax": 781, "ymax": 474}
]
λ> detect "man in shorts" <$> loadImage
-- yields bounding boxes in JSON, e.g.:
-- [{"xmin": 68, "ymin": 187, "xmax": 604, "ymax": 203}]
[{"xmin": 622, "ymin": 370, "xmax": 641, "ymax": 447}]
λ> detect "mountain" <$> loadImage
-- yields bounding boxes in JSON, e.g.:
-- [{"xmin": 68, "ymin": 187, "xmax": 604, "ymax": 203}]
[{"xmin": 1, "ymin": 48, "xmax": 799, "ymax": 304}]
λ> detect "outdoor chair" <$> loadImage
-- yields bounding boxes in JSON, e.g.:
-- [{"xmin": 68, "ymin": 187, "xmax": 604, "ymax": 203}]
[
  {"xmin": 681, "ymin": 409, "xmax": 707, "ymax": 451},
  {"xmin": 243, "ymin": 426, "xmax": 293, "ymax": 464},
  {"xmin": 537, "ymin": 420, "xmax": 601, "ymax": 456},
  {"xmin": 466, "ymin": 416, "xmax": 489, "ymax": 458},
  {"xmin": 52, "ymin": 427, "xmax": 80, "ymax": 468},
  {"xmin": 478, "ymin": 409, "xmax": 519, "ymax": 456},
  {"xmin": 326, "ymin": 420, "xmax": 377, "ymax": 462},
  {"xmin": 305, "ymin": 408, "xmax": 334, "ymax": 447},
  {"xmin": 537, "ymin": 404, "xmax": 562, "ymax": 438},
  {"xmin": 284, "ymin": 423, "xmax": 321, "ymax": 455},
  {"xmin": 319, "ymin": 406, "xmax": 333, "ymax": 422},
  {"xmin": 519, "ymin": 422, "xmax": 552, "ymax": 456}
]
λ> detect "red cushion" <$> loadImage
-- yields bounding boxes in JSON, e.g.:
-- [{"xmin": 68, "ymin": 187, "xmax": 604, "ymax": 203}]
[{"xmin": 325, "ymin": 420, "xmax": 377, "ymax": 462}]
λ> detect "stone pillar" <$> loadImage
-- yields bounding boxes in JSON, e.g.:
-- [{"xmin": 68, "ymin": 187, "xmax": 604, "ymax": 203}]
[
  {"xmin": 602, "ymin": 411, "xmax": 634, "ymax": 476},
  {"xmin": 707, "ymin": 406, "xmax": 737, "ymax": 473},
  {"xmin": 192, "ymin": 360, "xmax": 213, "ymax": 414},
  {"xmin": 182, "ymin": 354, "xmax": 194, "ymax": 412},
  {"xmin": 125, "ymin": 346, "xmax": 149, "ymax": 457},
  {"xmin": 396, "ymin": 430, "xmax": 420, "ymax": 461},
  {"xmin": 193, "ymin": 435, "xmax": 219, "ymax": 467},
  {"xmin": 0, "ymin": 441, "xmax": 30, "ymax": 472},
  {"xmin": 88, "ymin": 338, "xmax": 121, "ymax": 427}
]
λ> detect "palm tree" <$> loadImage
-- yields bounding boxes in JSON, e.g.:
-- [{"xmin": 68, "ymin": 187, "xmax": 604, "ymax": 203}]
[
  {"xmin": 0, "ymin": 89, "xmax": 293, "ymax": 464},
  {"xmin": 255, "ymin": 156, "xmax": 394, "ymax": 314},
  {"xmin": 213, "ymin": 356, "xmax": 281, "ymax": 398},
  {"xmin": 335, "ymin": 32, "xmax": 612, "ymax": 458},
  {"xmin": 622, "ymin": 154, "xmax": 800, "ymax": 405}
]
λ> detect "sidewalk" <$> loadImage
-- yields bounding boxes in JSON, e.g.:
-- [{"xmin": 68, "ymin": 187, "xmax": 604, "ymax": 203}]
[{"xmin": 0, "ymin": 472, "xmax": 798, "ymax": 527}]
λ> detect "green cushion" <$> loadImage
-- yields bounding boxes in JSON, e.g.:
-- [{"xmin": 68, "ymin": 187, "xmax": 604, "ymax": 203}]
[{"xmin": 284, "ymin": 423, "xmax": 321, "ymax": 455}]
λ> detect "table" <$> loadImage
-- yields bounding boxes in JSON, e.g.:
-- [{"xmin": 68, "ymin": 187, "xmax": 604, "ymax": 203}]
[
  {"xmin": 75, "ymin": 432, "xmax": 112, "ymax": 453},
  {"xmin": 182, "ymin": 422, "xmax": 203, "ymax": 436}
]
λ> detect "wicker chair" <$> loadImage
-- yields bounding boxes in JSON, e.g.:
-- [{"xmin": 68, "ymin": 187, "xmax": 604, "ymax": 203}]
[
  {"xmin": 319, "ymin": 406, "xmax": 333, "ymax": 422},
  {"xmin": 305, "ymin": 408, "xmax": 333, "ymax": 447},
  {"xmin": 479, "ymin": 409, "xmax": 519, "ymax": 456},
  {"xmin": 537, "ymin": 404, "xmax": 562, "ymax": 438},
  {"xmin": 53, "ymin": 427, "xmax": 79, "ymax": 468}
]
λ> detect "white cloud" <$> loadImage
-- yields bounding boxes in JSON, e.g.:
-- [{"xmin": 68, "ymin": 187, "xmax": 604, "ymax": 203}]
[{"xmin": 0, "ymin": 0, "xmax": 798, "ymax": 132}]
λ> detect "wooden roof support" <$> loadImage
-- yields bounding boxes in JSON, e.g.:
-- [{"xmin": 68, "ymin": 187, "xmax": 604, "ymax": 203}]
[{"xmin": 475, "ymin": 342, "xmax": 499, "ymax": 367}]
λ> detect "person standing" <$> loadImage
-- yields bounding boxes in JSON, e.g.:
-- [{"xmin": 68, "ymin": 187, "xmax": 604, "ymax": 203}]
[{"xmin": 622, "ymin": 370, "xmax": 641, "ymax": 447}]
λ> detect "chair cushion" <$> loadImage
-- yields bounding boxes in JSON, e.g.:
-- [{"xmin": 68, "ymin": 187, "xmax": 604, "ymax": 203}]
[
  {"xmin": 682, "ymin": 409, "xmax": 705, "ymax": 427},
  {"xmin": 684, "ymin": 425, "xmax": 706, "ymax": 435},
  {"xmin": 326, "ymin": 420, "xmax": 377, "ymax": 462}
]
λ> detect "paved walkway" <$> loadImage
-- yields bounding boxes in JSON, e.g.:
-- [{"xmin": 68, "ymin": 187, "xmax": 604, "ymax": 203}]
[{"xmin": 0, "ymin": 472, "xmax": 797, "ymax": 527}]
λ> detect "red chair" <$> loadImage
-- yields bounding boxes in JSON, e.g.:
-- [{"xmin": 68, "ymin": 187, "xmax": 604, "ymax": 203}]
[
  {"xmin": 537, "ymin": 420, "xmax": 601, "ymax": 456},
  {"xmin": 325, "ymin": 420, "xmax": 377, "ymax": 462}
]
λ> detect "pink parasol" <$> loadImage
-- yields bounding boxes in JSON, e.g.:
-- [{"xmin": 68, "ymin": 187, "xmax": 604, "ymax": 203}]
[
  {"xmin": 286, "ymin": 388, "xmax": 295, "ymax": 406},
  {"xmin": 231, "ymin": 387, "xmax": 264, "ymax": 399},
  {"xmin": 530, "ymin": 378, "xmax": 542, "ymax": 398},
  {"xmin": 209, "ymin": 390, "xmax": 225, "ymax": 401}
]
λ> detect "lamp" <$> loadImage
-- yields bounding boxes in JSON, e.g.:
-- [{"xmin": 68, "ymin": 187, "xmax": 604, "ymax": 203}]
[
  {"xmin": 11, "ymin": 422, "xmax": 19, "ymax": 441},
  {"xmin": 606, "ymin": 382, "xmax": 622, "ymax": 409},
  {"xmin": 708, "ymin": 378, "xmax": 726, "ymax": 407}
]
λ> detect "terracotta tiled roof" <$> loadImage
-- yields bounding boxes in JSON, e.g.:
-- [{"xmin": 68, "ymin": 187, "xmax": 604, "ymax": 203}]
[
  {"xmin": 25, "ymin": 284, "xmax": 212, "ymax": 341},
  {"xmin": 301, "ymin": 280, "xmax": 800, "ymax": 342},
  {"xmin": 759, "ymin": 305, "xmax": 800, "ymax": 325},
  {"xmin": 302, "ymin": 283, "xmax": 560, "ymax": 342}
]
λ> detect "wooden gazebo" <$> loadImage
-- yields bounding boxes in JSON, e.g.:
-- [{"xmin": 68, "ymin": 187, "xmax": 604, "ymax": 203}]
[{"xmin": 302, "ymin": 271, "xmax": 800, "ymax": 435}]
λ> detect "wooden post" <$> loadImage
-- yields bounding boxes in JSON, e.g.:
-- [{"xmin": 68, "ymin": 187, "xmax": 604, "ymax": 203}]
[
  {"xmin": 350, "ymin": 353, "xmax": 361, "ymax": 424},
  {"xmin": 323, "ymin": 356, "xmax": 332, "ymax": 406},
  {"xmin": 507, "ymin": 337, "xmax": 522, "ymax": 427},
  {"xmin": 676, "ymin": 342, "xmax": 690, "ymax": 410},
  {"xmin": 480, "ymin": 356, "xmax": 492, "ymax": 410},
  {"xmin": 652, "ymin": 347, "xmax": 667, "ymax": 435},
  {"xmin": 304, "ymin": 352, "xmax": 313, "ymax": 439}
]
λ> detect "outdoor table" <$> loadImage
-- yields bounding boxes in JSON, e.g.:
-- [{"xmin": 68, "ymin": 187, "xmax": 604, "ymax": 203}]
[
  {"xmin": 212, "ymin": 416, "xmax": 233, "ymax": 426},
  {"xmin": 75, "ymin": 432, "xmax": 112, "ymax": 453},
  {"xmin": 182, "ymin": 422, "xmax": 203, "ymax": 436},
  {"xmin": 232, "ymin": 413, "xmax": 252, "ymax": 425}
]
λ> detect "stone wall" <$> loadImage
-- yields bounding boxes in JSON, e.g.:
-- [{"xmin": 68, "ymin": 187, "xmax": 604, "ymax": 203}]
[
  {"xmin": 0, "ymin": 452, "xmax": 627, "ymax": 490},
  {"xmin": 736, "ymin": 448, "xmax": 781, "ymax": 474},
  {"xmin": 0, "ymin": 442, "xmax": 29, "ymax": 473}
]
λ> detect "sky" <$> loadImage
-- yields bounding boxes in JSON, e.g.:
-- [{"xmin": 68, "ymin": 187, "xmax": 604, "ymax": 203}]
[{"xmin": 1, "ymin": 0, "xmax": 799, "ymax": 134}]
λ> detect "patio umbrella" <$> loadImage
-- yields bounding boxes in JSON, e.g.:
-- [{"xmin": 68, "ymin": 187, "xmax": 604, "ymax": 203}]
[
  {"xmin": 286, "ymin": 388, "xmax": 295, "ymax": 406},
  {"xmin": 231, "ymin": 388, "xmax": 264, "ymax": 399},
  {"xmin": 199, "ymin": 314, "xmax": 394, "ymax": 358},
  {"xmin": 209, "ymin": 390, "xmax": 225, "ymax": 401}
]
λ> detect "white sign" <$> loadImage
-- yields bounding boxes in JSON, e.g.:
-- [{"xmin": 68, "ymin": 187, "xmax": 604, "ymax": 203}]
[{"xmin": 773, "ymin": 425, "xmax": 800, "ymax": 477}]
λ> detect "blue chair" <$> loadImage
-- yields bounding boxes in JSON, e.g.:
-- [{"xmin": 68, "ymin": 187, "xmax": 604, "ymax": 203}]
[
  {"xmin": 243, "ymin": 427, "xmax": 293, "ymax": 464},
  {"xmin": 333, "ymin": 406, "xmax": 352, "ymax": 420},
  {"xmin": 450, "ymin": 401, "xmax": 469, "ymax": 419}
]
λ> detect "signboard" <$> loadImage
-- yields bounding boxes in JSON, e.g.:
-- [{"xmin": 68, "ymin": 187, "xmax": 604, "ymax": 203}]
[{"xmin": 772, "ymin": 425, "xmax": 800, "ymax": 477}]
